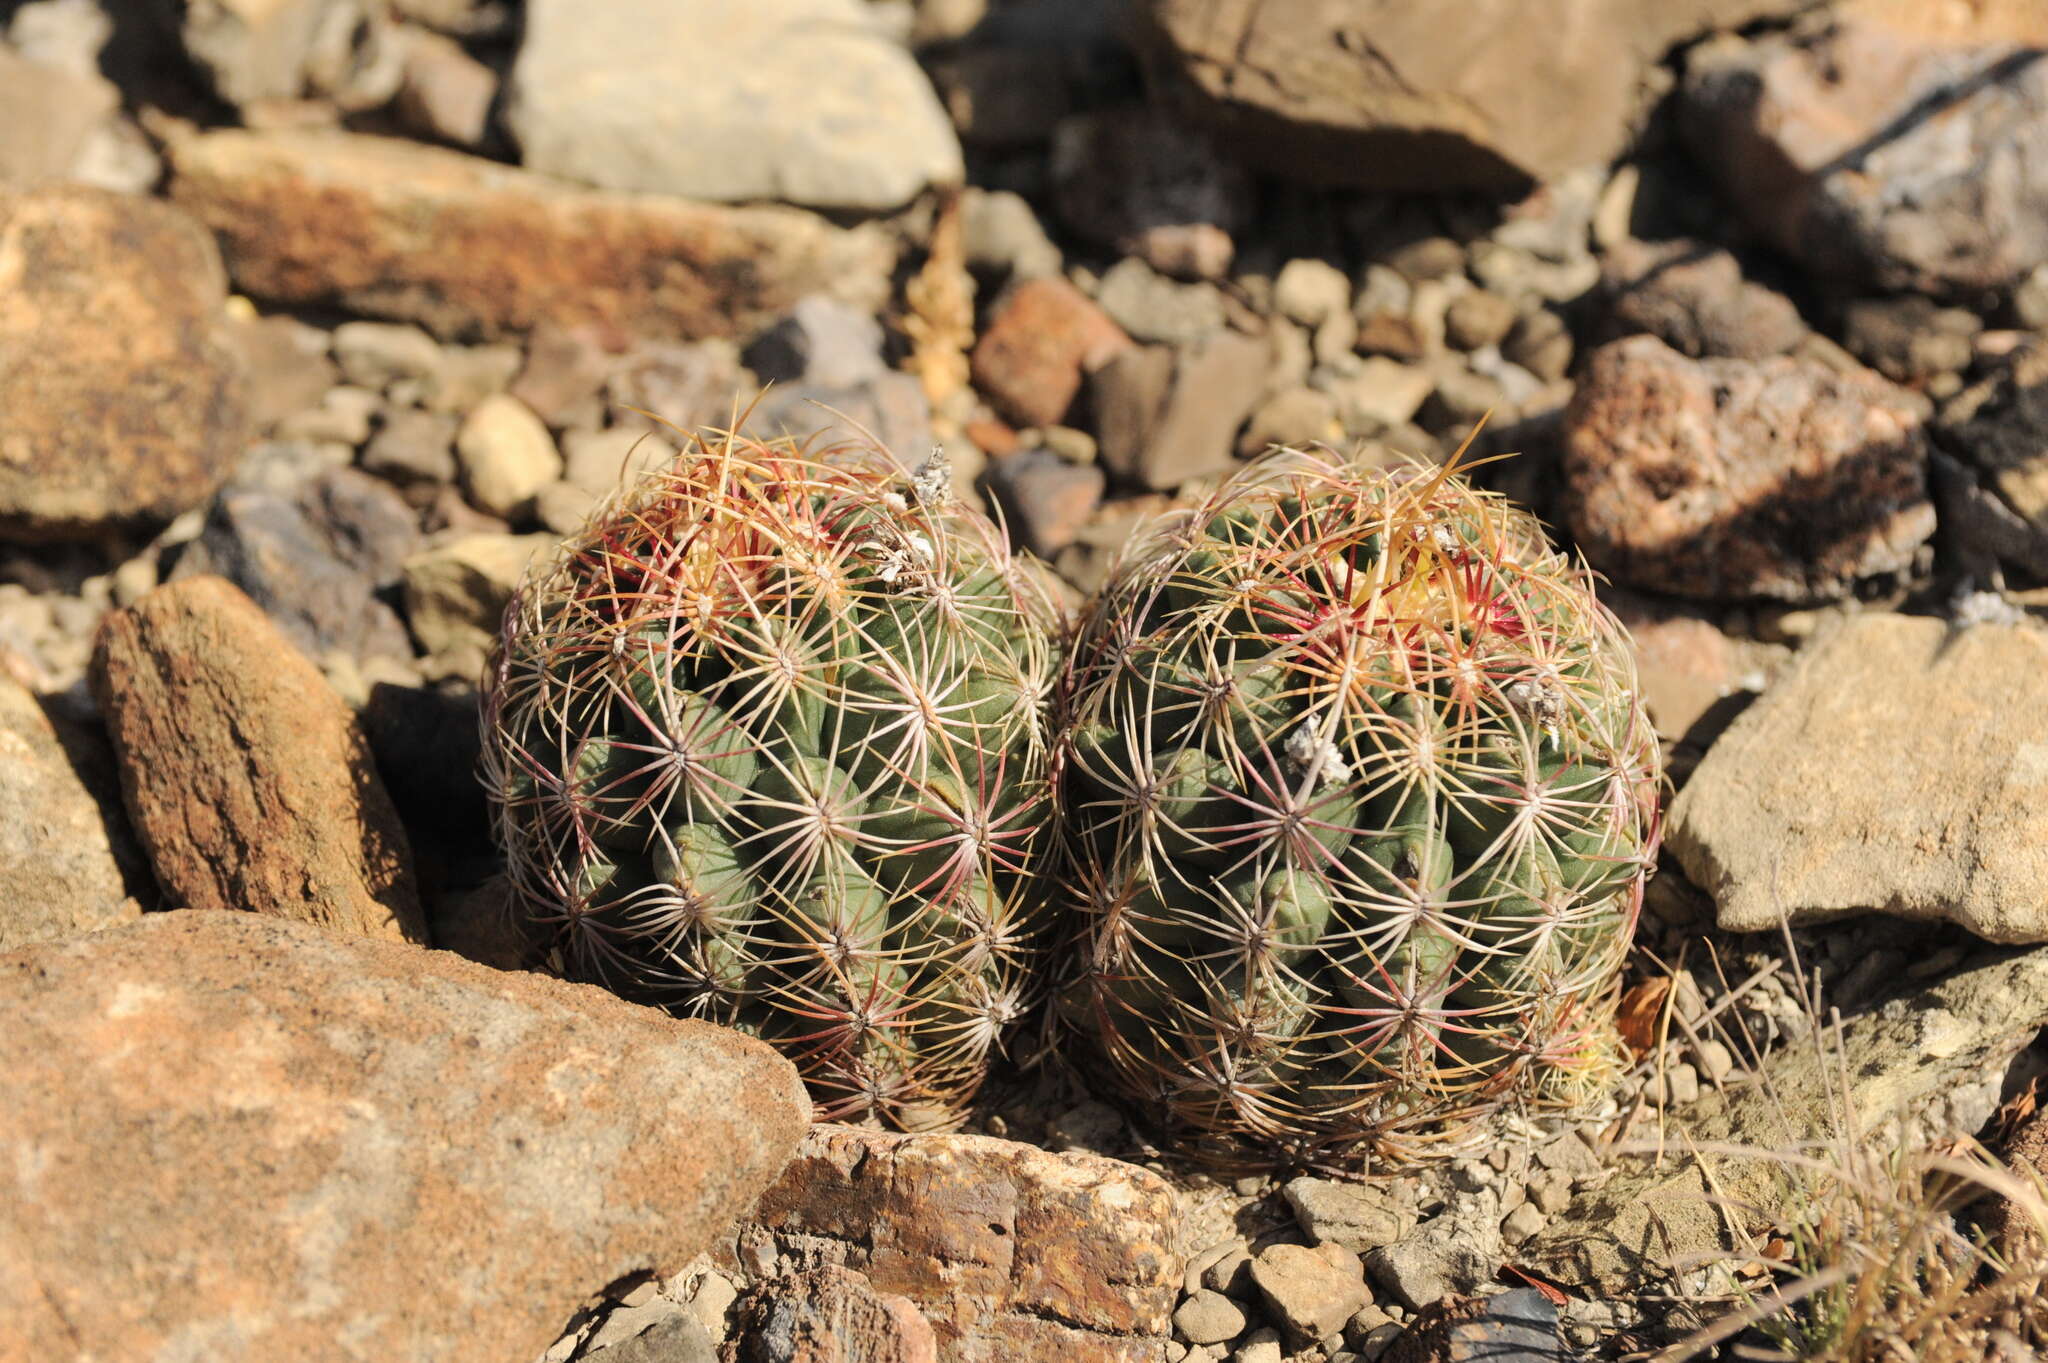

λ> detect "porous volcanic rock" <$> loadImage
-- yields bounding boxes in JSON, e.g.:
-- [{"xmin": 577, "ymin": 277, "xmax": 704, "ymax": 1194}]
[{"xmin": 1562, "ymin": 334, "xmax": 1933, "ymax": 600}]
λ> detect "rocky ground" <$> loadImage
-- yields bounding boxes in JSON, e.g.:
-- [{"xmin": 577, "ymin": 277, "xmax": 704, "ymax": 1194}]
[{"xmin": 8, "ymin": 0, "xmax": 2048, "ymax": 1360}]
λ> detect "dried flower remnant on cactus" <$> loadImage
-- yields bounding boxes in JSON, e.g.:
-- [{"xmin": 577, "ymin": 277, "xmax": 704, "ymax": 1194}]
[
  {"xmin": 480, "ymin": 426, "xmax": 1063, "ymax": 1129},
  {"xmin": 1055, "ymin": 446, "xmax": 1661, "ymax": 1168}
]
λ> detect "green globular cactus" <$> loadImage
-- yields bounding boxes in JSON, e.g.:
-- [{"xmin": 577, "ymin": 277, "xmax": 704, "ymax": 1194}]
[
  {"xmin": 480, "ymin": 429, "xmax": 1062, "ymax": 1130},
  {"xmin": 1055, "ymin": 448, "xmax": 1661, "ymax": 1167}
]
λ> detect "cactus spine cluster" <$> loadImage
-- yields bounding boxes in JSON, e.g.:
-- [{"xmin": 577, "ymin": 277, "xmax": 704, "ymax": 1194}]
[
  {"xmin": 481, "ymin": 430, "xmax": 1061, "ymax": 1129},
  {"xmin": 1055, "ymin": 449, "xmax": 1661, "ymax": 1166}
]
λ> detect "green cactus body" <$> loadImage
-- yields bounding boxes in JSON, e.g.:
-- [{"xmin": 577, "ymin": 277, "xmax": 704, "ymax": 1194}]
[
  {"xmin": 482, "ymin": 431, "xmax": 1062, "ymax": 1129},
  {"xmin": 1056, "ymin": 449, "xmax": 1661, "ymax": 1166}
]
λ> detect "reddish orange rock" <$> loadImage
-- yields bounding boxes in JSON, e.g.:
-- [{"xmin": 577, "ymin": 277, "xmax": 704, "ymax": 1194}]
[
  {"xmin": 91, "ymin": 575, "xmax": 427, "ymax": 943},
  {"xmin": 0, "ymin": 909, "xmax": 811, "ymax": 1361},
  {"xmin": 970, "ymin": 276, "xmax": 1132, "ymax": 428}
]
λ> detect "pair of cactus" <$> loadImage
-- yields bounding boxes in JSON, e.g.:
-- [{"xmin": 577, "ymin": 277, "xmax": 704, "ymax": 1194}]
[{"xmin": 481, "ymin": 428, "xmax": 1660, "ymax": 1165}]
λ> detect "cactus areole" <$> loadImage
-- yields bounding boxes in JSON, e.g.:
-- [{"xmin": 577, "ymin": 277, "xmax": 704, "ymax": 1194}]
[
  {"xmin": 482, "ymin": 430, "xmax": 1061, "ymax": 1129},
  {"xmin": 1056, "ymin": 448, "xmax": 1661, "ymax": 1167}
]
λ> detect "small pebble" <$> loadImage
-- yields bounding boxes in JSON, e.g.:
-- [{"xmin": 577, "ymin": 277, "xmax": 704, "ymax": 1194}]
[
  {"xmin": 1232, "ymin": 1326, "xmax": 1282, "ymax": 1363},
  {"xmin": 1174, "ymin": 1289, "xmax": 1248, "ymax": 1346}
]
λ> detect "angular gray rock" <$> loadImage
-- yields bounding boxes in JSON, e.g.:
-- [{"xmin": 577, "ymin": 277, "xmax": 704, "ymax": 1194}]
[
  {"xmin": 1681, "ymin": 10, "xmax": 2048, "ymax": 294},
  {"xmin": 0, "ymin": 909, "xmax": 811, "ymax": 1360},
  {"xmin": 1669, "ymin": 612, "xmax": 2048, "ymax": 943},
  {"xmin": 505, "ymin": 0, "xmax": 962, "ymax": 211}
]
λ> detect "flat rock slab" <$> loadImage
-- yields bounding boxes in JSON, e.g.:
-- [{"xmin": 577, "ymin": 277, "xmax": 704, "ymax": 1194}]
[
  {"xmin": 725, "ymin": 1124, "xmax": 1182, "ymax": 1363},
  {"xmin": 0, "ymin": 909, "xmax": 811, "ymax": 1361},
  {"xmin": 1670, "ymin": 612, "xmax": 2048, "ymax": 942},
  {"xmin": 0, "ymin": 186, "xmax": 248, "ymax": 540},
  {"xmin": 91, "ymin": 575, "xmax": 427, "ymax": 943},
  {"xmin": 0, "ymin": 676, "xmax": 141, "ymax": 951},
  {"xmin": 165, "ymin": 127, "xmax": 895, "ymax": 341}
]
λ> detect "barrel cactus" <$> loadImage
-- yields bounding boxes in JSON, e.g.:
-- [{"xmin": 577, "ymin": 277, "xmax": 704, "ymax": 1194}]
[
  {"xmin": 481, "ymin": 429, "xmax": 1062, "ymax": 1129},
  {"xmin": 1055, "ymin": 448, "xmax": 1661, "ymax": 1167}
]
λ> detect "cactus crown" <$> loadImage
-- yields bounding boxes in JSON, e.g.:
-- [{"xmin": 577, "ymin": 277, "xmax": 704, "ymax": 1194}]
[
  {"xmin": 1056, "ymin": 447, "xmax": 1661, "ymax": 1167},
  {"xmin": 481, "ymin": 427, "xmax": 1062, "ymax": 1129}
]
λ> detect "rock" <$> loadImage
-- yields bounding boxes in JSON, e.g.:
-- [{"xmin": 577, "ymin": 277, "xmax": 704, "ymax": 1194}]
[
  {"xmin": 1503, "ymin": 309, "xmax": 1573, "ymax": 383},
  {"xmin": 929, "ymin": 43, "xmax": 1077, "ymax": 150},
  {"xmin": 1095, "ymin": 331, "xmax": 1270, "ymax": 491},
  {"xmin": 1530, "ymin": 943, "xmax": 2048, "ymax": 1294},
  {"xmin": 1443, "ymin": 291, "xmax": 1518, "ymax": 353},
  {"xmin": 402, "ymin": 531, "xmax": 551, "ymax": 662},
  {"xmin": 393, "ymin": 24, "xmax": 497, "ymax": 147},
  {"xmin": 562, "ymin": 428, "xmax": 677, "ymax": 499},
  {"xmin": 1562, "ymin": 335, "xmax": 1934, "ymax": 601},
  {"xmin": 171, "ymin": 466, "xmax": 419, "ymax": 662},
  {"xmin": 169, "ymin": 0, "xmax": 360, "ymax": 106},
  {"xmin": 1326, "ymin": 358, "xmax": 1435, "ymax": 434},
  {"xmin": 1595, "ymin": 237, "xmax": 1806, "ymax": 361},
  {"xmin": 1233, "ymin": 1327, "xmax": 1282, "ymax": 1363},
  {"xmin": 960, "ymin": 187, "xmax": 1063, "ymax": 282},
  {"xmin": 1273, "ymin": 259, "xmax": 1352, "ymax": 330},
  {"xmin": 1842, "ymin": 295, "xmax": 1980, "ymax": 385},
  {"xmin": 743, "ymin": 295, "xmax": 885, "ymax": 390},
  {"xmin": 0, "ymin": 675, "xmax": 142, "ymax": 951},
  {"xmin": 1251, "ymin": 1243, "xmax": 1371, "ymax": 1348},
  {"xmin": 0, "ymin": 44, "xmax": 118, "ymax": 185},
  {"xmin": 1239, "ymin": 387, "xmax": 1341, "ymax": 457},
  {"xmin": 1934, "ymin": 339, "xmax": 2048, "ymax": 576},
  {"xmin": 1094, "ymin": 258, "xmax": 1229, "ymax": 347},
  {"xmin": 1378, "ymin": 1289, "xmax": 1568, "ymax": 1363},
  {"xmin": 504, "ymin": 0, "xmax": 960, "ymax": 212},
  {"xmin": 0, "ymin": 908, "xmax": 809, "ymax": 1360},
  {"xmin": 728, "ymin": 1265, "xmax": 938, "ymax": 1363},
  {"xmin": 1050, "ymin": 106, "xmax": 1249, "ymax": 267},
  {"xmin": 0, "ymin": 186, "xmax": 249, "ymax": 541},
  {"xmin": 1669, "ymin": 612, "xmax": 2048, "ymax": 942},
  {"xmin": 167, "ymin": 128, "xmax": 895, "ymax": 341},
  {"xmin": 90, "ymin": 577, "xmax": 426, "ymax": 942},
  {"xmin": 276, "ymin": 386, "xmax": 380, "ymax": 448},
  {"xmin": 1173, "ymin": 1289, "xmax": 1246, "ymax": 1346},
  {"xmin": 1135, "ymin": 0, "xmax": 1811, "ymax": 191},
  {"xmin": 971, "ymin": 276, "xmax": 1133, "ymax": 429},
  {"xmin": 458, "ymin": 393, "xmax": 561, "ymax": 518},
  {"xmin": 333, "ymin": 319, "xmax": 446, "ymax": 393},
  {"xmin": 223, "ymin": 312, "xmax": 339, "ymax": 432},
  {"xmin": 1499, "ymin": 1203, "xmax": 1546, "ymax": 1245},
  {"xmin": 738, "ymin": 374, "xmax": 935, "ymax": 470},
  {"xmin": 514, "ymin": 323, "xmax": 621, "ymax": 426},
  {"xmin": 1599, "ymin": 586, "xmax": 1790, "ymax": 743},
  {"xmin": 983, "ymin": 447, "xmax": 1105, "ymax": 559},
  {"xmin": 1681, "ymin": 11, "xmax": 2048, "ymax": 295},
  {"xmin": 607, "ymin": 339, "xmax": 748, "ymax": 436},
  {"xmin": 1284, "ymin": 1178, "xmax": 1416, "ymax": 1255},
  {"xmin": 724, "ymin": 1123, "xmax": 1181, "ymax": 1363},
  {"xmin": 1366, "ymin": 1194, "xmax": 1505, "ymax": 1312},
  {"xmin": 363, "ymin": 407, "xmax": 460, "ymax": 484}
]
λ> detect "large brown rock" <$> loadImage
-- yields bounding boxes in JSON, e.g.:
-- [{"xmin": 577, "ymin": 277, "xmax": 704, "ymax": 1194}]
[
  {"xmin": 90, "ymin": 576, "xmax": 427, "ymax": 943},
  {"xmin": 0, "ymin": 677, "xmax": 142, "ymax": 951},
  {"xmin": 0, "ymin": 186, "xmax": 249, "ymax": 540},
  {"xmin": 1681, "ymin": 5, "xmax": 2048, "ymax": 294},
  {"xmin": 0, "ymin": 909, "xmax": 811, "ymax": 1361},
  {"xmin": 165, "ymin": 127, "xmax": 896, "ymax": 341},
  {"xmin": 1135, "ymin": 0, "xmax": 1816, "ymax": 191},
  {"xmin": 1669, "ymin": 613, "xmax": 2048, "ymax": 943},
  {"xmin": 725, "ymin": 1124, "xmax": 1182, "ymax": 1363},
  {"xmin": 1562, "ymin": 334, "xmax": 1934, "ymax": 601}
]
